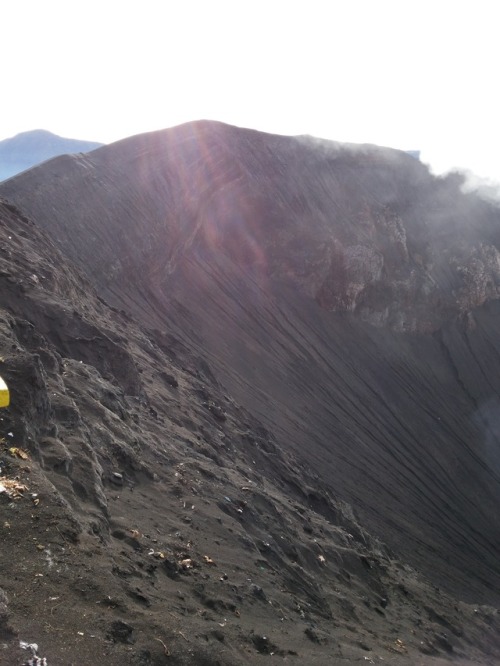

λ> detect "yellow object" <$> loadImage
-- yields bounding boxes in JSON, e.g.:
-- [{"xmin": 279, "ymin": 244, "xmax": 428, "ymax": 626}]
[
  {"xmin": 0, "ymin": 376, "xmax": 9, "ymax": 408},
  {"xmin": 8, "ymin": 447, "xmax": 29, "ymax": 460}
]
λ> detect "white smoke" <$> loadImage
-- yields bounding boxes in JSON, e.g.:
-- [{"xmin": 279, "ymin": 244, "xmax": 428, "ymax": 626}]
[{"xmin": 458, "ymin": 169, "xmax": 500, "ymax": 206}]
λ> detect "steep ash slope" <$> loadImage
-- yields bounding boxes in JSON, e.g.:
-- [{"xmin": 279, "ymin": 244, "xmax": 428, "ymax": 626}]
[
  {"xmin": 4, "ymin": 198, "xmax": 500, "ymax": 665},
  {"xmin": 3, "ymin": 122, "xmax": 499, "ymax": 332},
  {"xmin": 3, "ymin": 122, "xmax": 500, "ymax": 610},
  {"xmin": 3, "ymin": 118, "xmax": 500, "ymax": 598}
]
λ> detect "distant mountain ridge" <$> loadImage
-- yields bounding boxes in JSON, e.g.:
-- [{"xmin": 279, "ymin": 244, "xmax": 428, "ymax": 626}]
[{"xmin": 0, "ymin": 129, "xmax": 103, "ymax": 181}]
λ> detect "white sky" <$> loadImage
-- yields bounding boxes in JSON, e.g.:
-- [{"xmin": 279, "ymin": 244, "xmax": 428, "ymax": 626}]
[{"xmin": 2, "ymin": 0, "xmax": 499, "ymax": 181}]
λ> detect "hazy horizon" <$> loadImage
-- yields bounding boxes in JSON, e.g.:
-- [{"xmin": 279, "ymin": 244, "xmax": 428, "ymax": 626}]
[{"xmin": 3, "ymin": 1, "xmax": 499, "ymax": 182}]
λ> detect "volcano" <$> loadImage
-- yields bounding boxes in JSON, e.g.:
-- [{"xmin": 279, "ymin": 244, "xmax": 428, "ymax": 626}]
[{"xmin": 1, "ymin": 121, "xmax": 500, "ymax": 665}]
